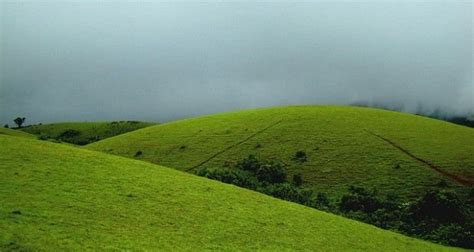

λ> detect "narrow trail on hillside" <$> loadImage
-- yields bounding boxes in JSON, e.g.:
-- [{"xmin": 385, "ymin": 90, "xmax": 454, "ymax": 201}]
[
  {"xmin": 186, "ymin": 119, "xmax": 283, "ymax": 172},
  {"xmin": 365, "ymin": 130, "xmax": 473, "ymax": 186}
]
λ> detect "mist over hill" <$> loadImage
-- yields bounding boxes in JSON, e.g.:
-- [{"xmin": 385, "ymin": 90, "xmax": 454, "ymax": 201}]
[
  {"xmin": 1, "ymin": 1, "xmax": 472, "ymax": 124},
  {"xmin": 351, "ymin": 101, "xmax": 474, "ymax": 128}
]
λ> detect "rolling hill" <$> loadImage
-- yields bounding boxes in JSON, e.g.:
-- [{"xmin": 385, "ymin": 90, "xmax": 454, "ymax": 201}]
[
  {"xmin": 20, "ymin": 121, "xmax": 155, "ymax": 145},
  {"xmin": 0, "ymin": 135, "xmax": 454, "ymax": 250},
  {"xmin": 86, "ymin": 106, "xmax": 474, "ymax": 200},
  {"xmin": 0, "ymin": 127, "xmax": 35, "ymax": 139}
]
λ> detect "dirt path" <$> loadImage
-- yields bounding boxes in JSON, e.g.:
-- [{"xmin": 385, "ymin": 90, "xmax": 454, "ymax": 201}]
[
  {"xmin": 365, "ymin": 130, "xmax": 472, "ymax": 186},
  {"xmin": 186, "ymin": 119, "xmax": 283, "ymax": 172}
]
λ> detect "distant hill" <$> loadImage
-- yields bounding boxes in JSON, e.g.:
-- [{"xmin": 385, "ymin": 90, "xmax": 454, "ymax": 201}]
[
  {"xmin": 87, "ymin": 106, "xmax": 474, "ymax": 200},
  {"xmin": 0, "ymin": 127, "xmax": 35, "ymax": 139},
  {"xmin": 350, "ymin": 102, "xmax": 474, "ymax": 128},
  {"xmin": 19, "ymin": 121, "xmax": 156, "ymax": 145},
  {"xmin": 445, "ymin": 116, "xmax": 474, "ymax": 128},
  {"xmin": 0, "ymin": 134, "xmax": 454, "ymax": 250}
]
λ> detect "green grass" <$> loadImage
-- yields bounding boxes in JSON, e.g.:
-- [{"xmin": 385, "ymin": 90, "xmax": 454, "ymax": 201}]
[
  {"xmin": 0, "ymin": 135, "xmax": 456, "ymax": 250},
  {"xmin": 0, "ymin": 127, "xmax": 35, "ymax": 139},
  {"xmin": 20, "ymin": 121, "xmax": 155, "ymax": 145},
  {"xmin": 86, "ymin": 105, "xmax": 474, "ymax": 200}
]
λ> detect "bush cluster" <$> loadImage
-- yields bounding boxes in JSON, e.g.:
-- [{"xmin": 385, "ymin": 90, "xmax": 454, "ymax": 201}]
[
  {"xmin": 337, "ymin": 186, "xmax": 473, "ymax": 248},
  {"xmin": 196, "ymin": 155, "xmax": 474, "ymax": 248},
  {"xmin": 197, "ymin": 155, "xmax": 313, "ymax": 206}
]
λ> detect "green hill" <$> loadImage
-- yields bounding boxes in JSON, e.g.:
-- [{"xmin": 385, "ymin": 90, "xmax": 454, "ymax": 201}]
[
  {"xmin": 86, "ymin": 106, "xmax": 474, "ymax": 200},
  {"xmin": 0, "ymin": 127, "xmax": 35, "ymax": 139},
  {"xmin": 20, "ymin": 121, "xmax": 155, "ymax": 145},
  {"xmin": 0, "ymin": 135, "xmax": 453, "ymax": 250}
]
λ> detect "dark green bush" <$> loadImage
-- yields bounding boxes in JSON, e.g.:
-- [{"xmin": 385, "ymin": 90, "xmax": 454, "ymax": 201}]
[
  {"xmin": 58, "ymin": 129, "xmax": 81, "ymax": 139},
  {"xmin": 315, "ymin": 192, "xmax": 330, "ymax": 208},
  {"xmin": 256, "ymin": 163, "xmax": 286, "ymax": 184},
  {"xmin": 292, "ymin": 151, "xmax": 307, "ymax": 162},
  {"xmin": 260, "ymin": 183, "xmax": 313, "ymax": 205},
  {"xmin": 37, "ymin": 135, "xmax": 50, "ymax": 141},
  {"xmin": 197, "ymin": 168, "xmax": 258, "ymax": 189},
  {"xmin": 339, "ymin": 186, "xmax": 382, "ymax": 213},
  {"xmin": 292, "ymin": 174, "xmax": 303, "ymax": 186},
  {"xmin": 237, "ymin": 155, "xmax": 261, "ymax": 172},
  {"xmin": 425, "ymin": 224, "xmax": 474, "ymax": 248},
  {"xmin": 406, "ymin": 189, "xmax": 466, "ymax": 225},
  {"xmin": 197, "ymin": 155, "xmax": 474, "ymax": 249}
]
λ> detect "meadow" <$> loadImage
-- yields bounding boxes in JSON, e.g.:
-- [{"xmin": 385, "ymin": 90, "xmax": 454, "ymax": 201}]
[
  {"xmin": 0, "ymin": 133, "xmax": 454, "ymax": 251},
  {"xmin": 86, "ymin": 106, "xmax": 474, "ymax": 200}
]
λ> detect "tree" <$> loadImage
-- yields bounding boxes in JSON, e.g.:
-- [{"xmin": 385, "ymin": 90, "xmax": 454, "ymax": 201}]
[
  {"xmin": 3, "ymin": 124, "xmax": 8, "ymax": 128},
  {"xmin": 13, "ymin": 117, "xmax": 25, "ymax": 128}
]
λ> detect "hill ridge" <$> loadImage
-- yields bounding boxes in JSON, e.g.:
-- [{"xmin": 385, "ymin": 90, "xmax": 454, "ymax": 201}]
[{"xmin": 86, "ymin": 105, "xmax": 474, "ymax": 200}]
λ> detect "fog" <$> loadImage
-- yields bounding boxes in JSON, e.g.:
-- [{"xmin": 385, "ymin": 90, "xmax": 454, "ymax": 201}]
[{"xmin": 1, "ymin": 1, "xmax": 472, "ymax": 125}]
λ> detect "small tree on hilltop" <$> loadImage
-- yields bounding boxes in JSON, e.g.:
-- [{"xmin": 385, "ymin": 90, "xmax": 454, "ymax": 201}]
[{"xmin": 13, "ymin": 117, "xmax": 25, "ymax": 128}]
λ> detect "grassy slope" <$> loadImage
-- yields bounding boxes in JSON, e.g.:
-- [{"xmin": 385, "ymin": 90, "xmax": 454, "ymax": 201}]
[
  {"xmin": 20, "ymin": 121, "xmax": 155, "ymax": 145},
  {"xmin": 86, "ymin": 106, "xmax": 474, "ymax": 199},
  {"xmin": 0, "ymin": 135, "xmax": 454, "ymax": 251},
  {"xmin": 0, "ymin": 128, "xmax": 35, "ymax": 139}
]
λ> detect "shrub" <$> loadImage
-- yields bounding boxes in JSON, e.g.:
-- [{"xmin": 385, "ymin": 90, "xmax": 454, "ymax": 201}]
[
  {"xmin": 197, "ymin": 168, "xmax": 258, "ymax": 189},
  {"xmin": 75, "ymin": 140, "xmax": 90, "ymax": 146},
  {"xmin": 292, "ymin": 174, "xmax": 303, "ymax": 186},
  {"xmin": 58, "ymin": 129, "xmax": 81, "ymax": 139},
  {"xmin": 339, "ymin": 186, "xmax": 382, "ymax": 213},
  {"xmin": 426, "ymin": 224, "xmax": 474, "ymax": 248},
  {"xmin": 406, "ymin": 189, "xmax": 466, "ymax": 225},
  {"xmin": 256, "ymin": 162, "xmax": 286, "ymax": 184},
  {"xmin": 237, "ymin": 155, "xmax": 261, "ymax": 172},
  {"xmin": 37, "ymin": 135, "xmax": 50, "ymax": 141},
  {"xmin": 260, "ymin": 183, "xmax": 313, "ymax": 206},
  {"xmin": 134, "ymin": 150, "xmax": 143, "ymax": 157},
  {"xmin": 468, "ymin": 188, "xmax": 474, "ymax": 205},
  {"xmin": 4, "ymin": 124, "xmax": 8, "ymax": 128},
  {"xmin": 293, "ymin": 151, "xmax": 307, "ymax": 162},
  {"xmin": 315, "ymin": 192, "xmax": 330, "ymax": 207},
  {"xmin": 435, "ymin": 179, "xmax": 448, "ymax": 188}
]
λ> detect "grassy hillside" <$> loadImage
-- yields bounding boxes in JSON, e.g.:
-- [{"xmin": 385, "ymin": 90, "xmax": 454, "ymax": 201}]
[
  {"xmin": 86, "ymin": 106, "xmax": 474, "ymax": 200},
  {"xmin": 0, "ymin": 127, "xmax": 35, "ymax": 139},
  {"xmin": 20, "ymin": 121, "xmax": 155, "ymax": 145},
  {"xmin": 0, "ymin": 135, "xmax": 453, "ymax": 250}
]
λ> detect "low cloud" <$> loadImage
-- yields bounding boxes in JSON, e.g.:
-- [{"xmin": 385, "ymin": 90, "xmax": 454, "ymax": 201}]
[{"xmin": 1, "ymin": 1, "xmax": 472, "ymax": 124}]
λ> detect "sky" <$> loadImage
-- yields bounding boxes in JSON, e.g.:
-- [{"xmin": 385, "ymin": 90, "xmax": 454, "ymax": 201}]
[{"xmin": 0, "ymin": 0, "xmax": 472, "ymax": 125}]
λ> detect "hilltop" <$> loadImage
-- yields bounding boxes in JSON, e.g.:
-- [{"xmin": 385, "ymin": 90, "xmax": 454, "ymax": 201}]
[
  {"xmin": 86, "ymin": 106, "xmax": 474, "ymax": 199},
  {"xmin": 20, "ymin": 121, "xmax": 155, "ymax": 145},
  {"xmin": 0, "ymin": 134, "xmax": 454, "ymax": 250}
]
